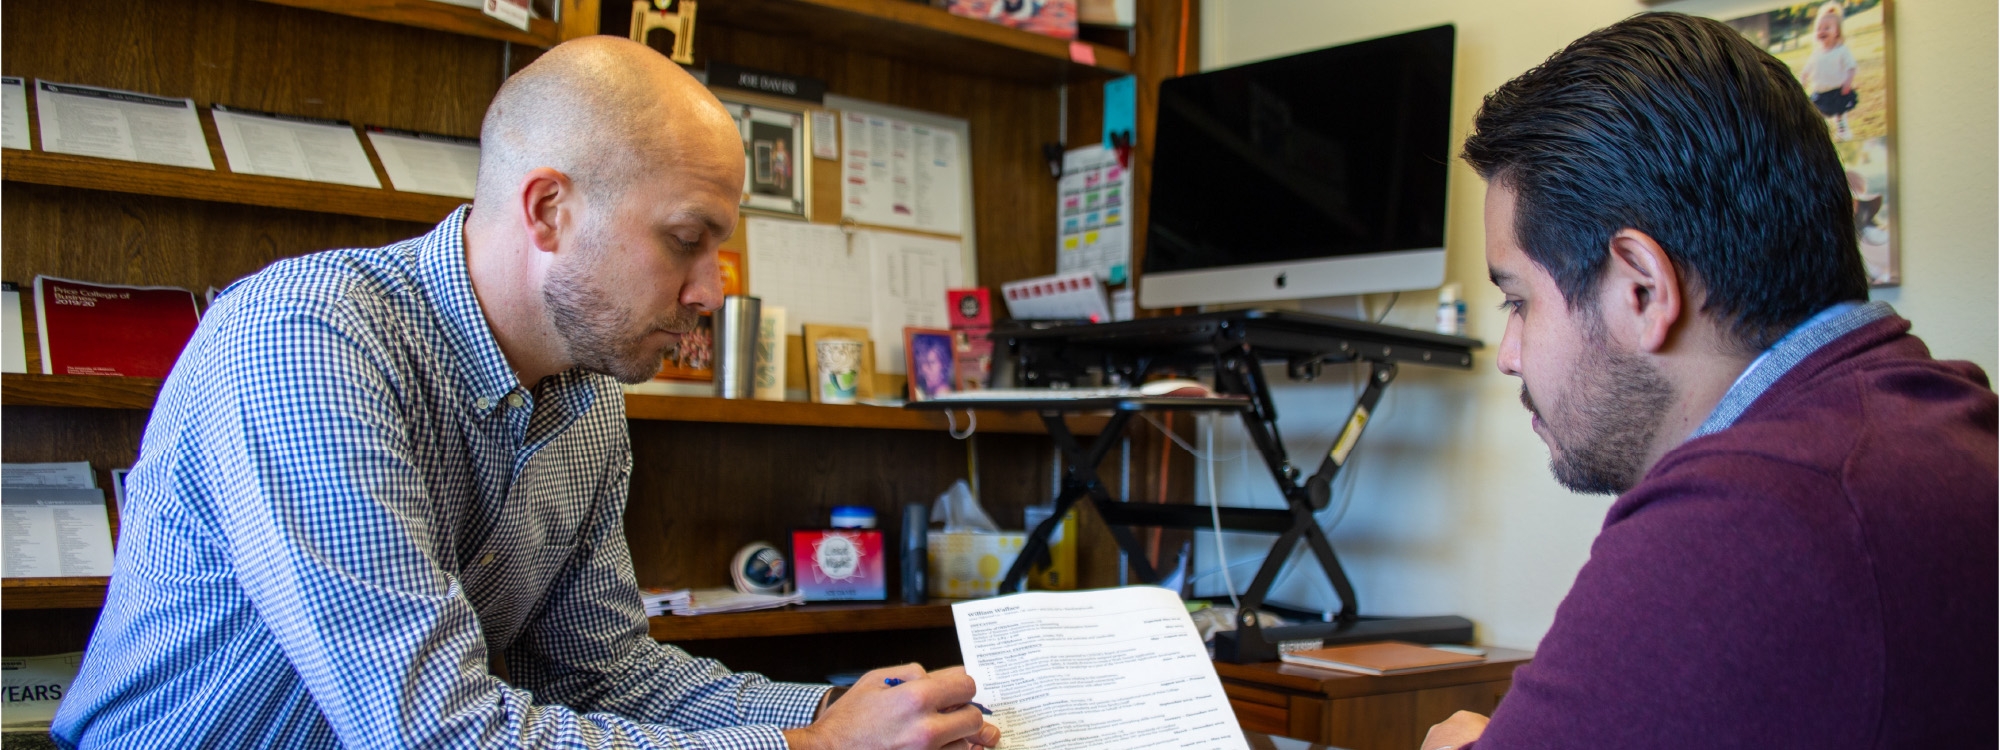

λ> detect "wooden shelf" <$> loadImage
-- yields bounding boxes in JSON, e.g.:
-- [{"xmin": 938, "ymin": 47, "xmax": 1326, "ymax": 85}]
[
  {"xmin": 702, "ymin": 0, "xmax": 1132, "ymax": 83},
  {"xmin": 649, "ymin": 601, "xmax": 956, "ymax": 640},
  {"xmin": 1, "ymin": 150, "xmax": 466, "ymax": 225},
  {"xmin": 252, "ymin": 0, "xmax": 593, "ymax": 48},
  {"xmin": 3, "ymin": 577, "xmax": 110, "ymax": 610},
  {"xmin": 1, "ymin": 374, "xmax": 1108, "ymax": 435}
]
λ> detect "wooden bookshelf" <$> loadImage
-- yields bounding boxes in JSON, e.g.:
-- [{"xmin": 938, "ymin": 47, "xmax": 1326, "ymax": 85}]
[
  {"xmin": 700, "ymin": 0, "xmax": 1132, "ymax": 82},
  {"xmin": 648, "ymin": 601, "xmax": 956, "ymax": 641},
  {"xmin": 252, "ymin": 0, "xmax": 598, "ymax": 48},
  {"xmin": 1, "ymin": 150, "xmax": 465, "ymax": 225},
  {"xmin": 3, "ymin": 577, "xmax": 110, "ymax": 610},
  {"xmin": 0, "ymin": 374, "xmax": 1107, "ymax": 435}
]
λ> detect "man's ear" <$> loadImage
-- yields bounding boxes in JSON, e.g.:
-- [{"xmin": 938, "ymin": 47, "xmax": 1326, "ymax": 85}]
[
  {"xmin": 519, "ymin": 167, "xmax": 576, "ymax": 255},
  {"xmin": 1601, "ymin": 228, "xmax": 1683, "ymax": 353}
]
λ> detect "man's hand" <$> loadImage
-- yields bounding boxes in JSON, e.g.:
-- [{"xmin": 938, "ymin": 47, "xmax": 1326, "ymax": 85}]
[
  {"xmin": 785, "ymin": 664, "xmax": 1001, "ymax": 750},
  {"xmin": 1421, "ymin": 710, "xmax": 1489, "ymax": 750}
]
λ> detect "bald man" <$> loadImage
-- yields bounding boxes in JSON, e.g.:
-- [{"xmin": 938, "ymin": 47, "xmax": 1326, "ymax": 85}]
[{"xmin": 53, "ymin": 38, "xmax": 999, "ymax": 750}]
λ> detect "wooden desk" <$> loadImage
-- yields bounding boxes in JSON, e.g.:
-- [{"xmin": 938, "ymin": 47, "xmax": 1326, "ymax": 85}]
[{"xmin": 1217, "ymin": 647, "xmax": 1532, "ymax": 750}]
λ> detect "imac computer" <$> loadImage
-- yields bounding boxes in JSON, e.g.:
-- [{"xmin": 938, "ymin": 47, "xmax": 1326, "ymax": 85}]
[{"xmin": 1140, "ymin": 24, "xmax": 1456, "ymax": 309}]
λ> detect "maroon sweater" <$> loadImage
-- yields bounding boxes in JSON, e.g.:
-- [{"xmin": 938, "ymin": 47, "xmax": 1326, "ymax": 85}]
[{"xmin": 1473, "ymin": 316, "xmax": 1997, "ymax": 748}]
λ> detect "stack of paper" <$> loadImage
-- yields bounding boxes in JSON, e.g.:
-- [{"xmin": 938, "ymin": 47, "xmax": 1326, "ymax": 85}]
[
  {"xmin": 2, "ymin": 462, "xmax": 115, "ymax": 578},
  {"xmin": 668, "ymin": 587, "xmax": 803, "ymax": 616},
  {"xmin": 639, "ymin": 586, "xmax": 691, "ymax": 617}
]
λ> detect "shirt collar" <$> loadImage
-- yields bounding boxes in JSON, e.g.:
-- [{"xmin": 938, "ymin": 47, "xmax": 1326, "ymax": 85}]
[
  {"xmin": 413, "ymin": 207, "xmax": 529, "ymax": 416},
  {"xmin": 1690, "ymin": 299, "xmax": 1894, "ymax": 439}
]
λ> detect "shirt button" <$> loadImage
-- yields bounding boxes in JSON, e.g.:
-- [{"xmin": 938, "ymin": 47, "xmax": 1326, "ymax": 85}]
[
  {"xmin": 475, "ymin": 397, "xmax": 493, "ymax": 410},
  {"xmin": 480, "ymin": 552, "xmax": 495, "ymax": 566},
  {"xmin": 506, "ymin": 393, "xmax": 525, "ymax": 408}
]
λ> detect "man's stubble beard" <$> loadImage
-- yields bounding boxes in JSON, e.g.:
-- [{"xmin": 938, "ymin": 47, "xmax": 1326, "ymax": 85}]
[
  {"xmin": 1521, "ymin": 322, "xmax": 1675, "ymax": 495},
  {"xmin": 543, "ymin": 220, "xmax": 701, "ymax": 385}
]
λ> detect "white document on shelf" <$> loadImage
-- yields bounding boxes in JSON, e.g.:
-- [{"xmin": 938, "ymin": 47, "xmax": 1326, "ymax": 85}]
[
  {"xmin": 839, "ymin": 111, "xmax": 965, "ymax": 236},
  {"xmin": 34, "ymin": 80, "xmax": 213, "ymax": 169},
  {"xmin": 746, "ymin": 218, "xmax": 872, "ymax": 332},
  {"xmin": 860, "ymin": 230, "xmax": 963, "ymax": 374},
  {"xmin": 0, "ymin": 652, "xmax": 85, "ymax": 731},
  {"xmin": 1, "ymin": 488, "xmax": 115, "ymax": 578},
  {"xmin": 2, "ymin": 284, "xmax": 25, "ymax": 374},
  {"xmin": 366, "ymin": 127, "xmax": 480, "ymax": 198},
  {"xmin": 2, "ymin": 77, "xmax": 31, "ymax": 150},
  {"xmin": 2, "ymin": 462, "xmax": 96, "ymax": 489},
  {"xmin": 212, "ymin": 105, "xmax": 380, "ymax": 188},
  {"xmin": 953, "ymin": 587, "xmax": 1249, "ymax": 750}
]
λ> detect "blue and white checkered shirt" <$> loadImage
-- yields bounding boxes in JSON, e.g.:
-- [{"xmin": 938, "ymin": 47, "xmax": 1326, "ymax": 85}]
[{"xmin": 52, "ymin": 208, "xmax": 827, "ymax": 749}]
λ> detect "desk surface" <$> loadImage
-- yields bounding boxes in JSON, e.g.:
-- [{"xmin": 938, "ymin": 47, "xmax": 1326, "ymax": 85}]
[{"xmin": 1215, "ymin": 647, "xmax": 1534, "ymax": 700}]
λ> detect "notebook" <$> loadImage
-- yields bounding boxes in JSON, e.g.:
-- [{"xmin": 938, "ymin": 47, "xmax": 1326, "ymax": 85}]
[{"xmin": 1278, "ymin": 641, "xmax": 1484, "ymax": 675}]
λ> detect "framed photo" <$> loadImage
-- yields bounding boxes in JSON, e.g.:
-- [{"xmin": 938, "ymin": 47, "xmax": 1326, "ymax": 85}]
[
  {"xmin": 653, "ymin": 250, "xmax": 744, "ymax": 382},
  {"xmin": 905, "ymin": 327, "xmax": 957, "ymax": 401},
  {"xmin": 715, "ymin": 92, "xmax": 810, "ymax": 219},
  {"xmin": 803, "ymin": 324, "xmax": 874, "ymax": 403},
  {"xmin": 1724, "ymin": 0, "xmax": 1898, "ymax": 286}
]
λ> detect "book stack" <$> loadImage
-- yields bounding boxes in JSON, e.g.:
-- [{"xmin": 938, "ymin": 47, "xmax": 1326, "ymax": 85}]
[
  {"xmin": 639, "ymin": 587, "xmax": 692, "ymax": 617},
  {"xmin": 666, "ymin": 588, "xmax": 803, "ymax": 616},
  {"xmin": 1278, "ymin": 641, "xmax": 1485, "ymax": 676}
]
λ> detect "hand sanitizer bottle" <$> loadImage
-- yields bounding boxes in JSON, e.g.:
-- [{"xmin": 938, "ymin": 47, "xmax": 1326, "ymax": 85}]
[{"xmin": 1435, "ymin": 283, "xmax": 1466, "ymax": 336}]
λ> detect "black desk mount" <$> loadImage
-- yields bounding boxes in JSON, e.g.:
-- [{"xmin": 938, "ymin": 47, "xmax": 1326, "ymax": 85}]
[{"xmin": 911, "ymin": 309, "xmax": 1484, "ymax": 663}]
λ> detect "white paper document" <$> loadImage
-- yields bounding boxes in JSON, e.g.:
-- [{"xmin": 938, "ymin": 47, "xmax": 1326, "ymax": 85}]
[
  {"xmin": 2, "ymin": 487, "xmax": 115, "ymax": 578},
  {"xmin": 1057, "ymin": 144, "xmax": 1133, "ymax": 283},
  {"xmin": 953, "ymin": 587, "xmax": 1249, "ymax": 750},
  {"xmin": 746, "ymin": 218, "xmax": 968, "ymax": 374},
  {"xmin": 1, "ymin": 284, "xmax": 25, "ymax": 374},
  {"xmin": 212, "ymin": 105, "xmax": 380, "ymax": 188},
  {"xmin": 860, "ymin": 230, "xmax": 963, "ymax": 374},
  {"xmin": 2, "ymin": 77, "xmax": 30, "ymax": 150},
  {"xmin": 841, "ymin": 111, "xmax": 964, "ymax": 235},
  {"xmin": 366, "ymin": 127, "xmax": 480, "ymax": 198},
  {"xmin": 2, "ymin": 462, "xmax": 96, "ymax": 489},
  {"xmin": 34, "ymin": 80, "xmax": 213, "ymax": 169}
]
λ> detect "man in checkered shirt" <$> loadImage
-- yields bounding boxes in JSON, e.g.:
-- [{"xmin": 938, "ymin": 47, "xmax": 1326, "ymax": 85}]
[{"xmin": 52, "ymin": 37, "xmax": 1000, "ymax": 750}]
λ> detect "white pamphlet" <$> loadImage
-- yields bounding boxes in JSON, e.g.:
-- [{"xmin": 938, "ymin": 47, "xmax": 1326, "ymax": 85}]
[
  {"xmin": 34, "ymin": 80, "xmax": 213, "ymax": 169},
  {"xmin": 1, "ymin": 487, "xmax": 115, "ymax": 578},
  {"xmin": 811, "ymin": 109, "xmax": 838, "ymax": 160},
  {"xmin": 1, "ymin": 652, "xmax": 85, "ymax": 730},
  {"xmin": 840, "ymin": 111, "xmax": 965, "ymax": 235},
  {"xmin": 211, "ymin": 105, "xmax": 380, "ymax": 188},
  {"xmin": 952, "ymin": 587, "xmax": 1249, "ymax": 750},
  {"xmin": 2, "ymin": 77, "xmax": 30, "ymax": 150},
  {"xmin": 482, "ymin": 0, "xmax": 531, "ymax": 31},
  {"xmin": 366, "ymin": 127, "xmax": 480, "ymax": 198},
  {"xmin": 1, "ymin": 283, "xmax": 25, "ymax": 374},
  {"xmin": 1057, "ymin": 144, "xmax": 1133, "ymax": 283},
  {"xmin": 2, "ymin": 462, "xmax": 96, "ymax": 489}
]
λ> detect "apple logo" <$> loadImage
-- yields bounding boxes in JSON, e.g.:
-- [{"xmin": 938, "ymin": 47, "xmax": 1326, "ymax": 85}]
[{"xmin": 1274, "ymin": 272, "xmax": 1288, "ymax": 289}]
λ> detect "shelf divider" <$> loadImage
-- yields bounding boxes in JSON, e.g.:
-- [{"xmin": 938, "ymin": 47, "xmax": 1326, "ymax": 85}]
[{"xmin": 3, "ymin": 577, "xmax": 111, "ymax": 610}]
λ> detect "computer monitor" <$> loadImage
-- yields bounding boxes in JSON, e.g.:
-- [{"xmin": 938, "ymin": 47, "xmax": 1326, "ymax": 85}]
[{"xmin": 1140, "ymin": 25, "xmax": 1457, "ymax": 309}]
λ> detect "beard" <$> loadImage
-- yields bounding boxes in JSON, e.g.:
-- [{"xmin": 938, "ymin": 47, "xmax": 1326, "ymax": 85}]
[
  {"xmin": 1520, "ymin": 330, "xmax": 1675, "ymax": 495},
  {"xmin": 542, "ymin": 223, "xmax": 701, "ymax": 385}
]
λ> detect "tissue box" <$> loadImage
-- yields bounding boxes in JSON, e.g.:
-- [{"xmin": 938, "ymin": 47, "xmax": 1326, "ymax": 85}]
[{"xmin": 927, "ymin": 532, "xmax": 1025, "ymax": 599}]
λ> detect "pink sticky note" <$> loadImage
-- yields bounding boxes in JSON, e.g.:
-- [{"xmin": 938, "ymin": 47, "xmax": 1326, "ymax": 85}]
[{"xmin": 1069, "ymin": 41, "xmax": 1097, "ymax": 66}]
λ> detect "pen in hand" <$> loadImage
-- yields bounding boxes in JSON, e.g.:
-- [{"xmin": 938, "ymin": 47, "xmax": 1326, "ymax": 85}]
[{"xmin": 884, "ymin": 677, "xmax": 993, "ymax": 715}]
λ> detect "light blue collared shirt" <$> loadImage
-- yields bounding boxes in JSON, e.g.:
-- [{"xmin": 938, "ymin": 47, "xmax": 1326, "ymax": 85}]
[{"xmin": 1691, "ymin": 300, "xmax": 1895, "ymax": 440}]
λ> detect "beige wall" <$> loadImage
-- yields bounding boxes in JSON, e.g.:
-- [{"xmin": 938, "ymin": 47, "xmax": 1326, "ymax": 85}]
[{"xmin": 1192, "ymin": 0, "xmax": 1997, "ymax": 649}]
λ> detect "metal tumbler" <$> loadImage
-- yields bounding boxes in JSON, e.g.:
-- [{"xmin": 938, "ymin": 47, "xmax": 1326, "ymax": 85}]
[{"xmin": 713, "ymin": 295, "xmax": 761, "ymax": 399}]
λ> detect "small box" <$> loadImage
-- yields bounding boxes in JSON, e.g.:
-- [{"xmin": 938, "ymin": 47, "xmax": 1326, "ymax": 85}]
[
  {"xmin": 945, "ymin": 0, "xmax": 1077, "ymax": 40},
  {"xmin": 792, "ymin": 528, "xmax": 887, "ymax": 601},
  {"xmin": 947, "ymin": 288, "xmax": 992, "ymax": 330}
]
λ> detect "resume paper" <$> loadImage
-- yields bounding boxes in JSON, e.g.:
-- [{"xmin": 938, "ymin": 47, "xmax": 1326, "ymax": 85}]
[
  {"xmin": 34, "ymin": 80, "xmax": 213, "ymax": 169},
  {"xmin": 953, "ymin": 587, "xmax": 1249, "ymax": 750}
]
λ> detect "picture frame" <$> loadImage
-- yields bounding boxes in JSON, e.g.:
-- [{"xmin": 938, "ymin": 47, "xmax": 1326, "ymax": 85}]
[
  {"xmin": 652, "ymin": 250, "xmax": 744, "ymax": 382},
  {"xmin": 802, "ymin": 324, "xmax": 874, "ymax": 403},
  {"xmin": 904, "ymin": 327, "xmax": 957, "ymax": 401},
  {"xmin": 714, "ymin": 90, "xmax": 810, "ymax": 219}
]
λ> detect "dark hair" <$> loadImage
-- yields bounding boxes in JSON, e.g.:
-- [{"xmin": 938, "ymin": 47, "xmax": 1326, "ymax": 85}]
[{"xmin": 1462, "ymin": 12, "xmax": 1868, "ymax": 352}]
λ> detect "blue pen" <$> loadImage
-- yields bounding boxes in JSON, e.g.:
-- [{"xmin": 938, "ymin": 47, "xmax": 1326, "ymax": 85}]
[{"xmin": 883, "ymin": 677, "xmax": 993, "ymax": 715}]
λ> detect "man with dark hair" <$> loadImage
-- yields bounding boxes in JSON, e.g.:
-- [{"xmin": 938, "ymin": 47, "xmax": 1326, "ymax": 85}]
[{"xmin": 1424, "ymin": 13, "xmax": 1995, "ymax": 749}]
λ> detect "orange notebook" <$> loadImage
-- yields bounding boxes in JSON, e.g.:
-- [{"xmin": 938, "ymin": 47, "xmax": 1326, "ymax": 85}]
[{"xmin": 1278, "ymin": 641, "xmax": 1484, "ymax": 675}]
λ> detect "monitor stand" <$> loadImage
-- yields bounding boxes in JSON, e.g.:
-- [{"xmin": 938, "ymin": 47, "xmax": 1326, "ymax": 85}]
[{"xmin": 912, "ymin": 310, "xmax": 1481, "ymax": 663}]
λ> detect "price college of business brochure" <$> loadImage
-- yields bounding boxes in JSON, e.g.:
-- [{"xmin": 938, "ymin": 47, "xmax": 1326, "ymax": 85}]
[
  {"xmin": 366, "ymin": 127, "xmax": 480, "ymax": 199},
  {"xmin": 211, "ymin": 104, "xmax": 380, "ymax": 188},
  {"xmin": 34, "ymin": 80, "xmax": 213, "ymax": 169},
  {"xmin": 953, "ymin": 587, "xmax": 1249, "ymax": 750},
  {"xmin": 34, "ymin": 276, "xmax": 202, "ymax": 379}
]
